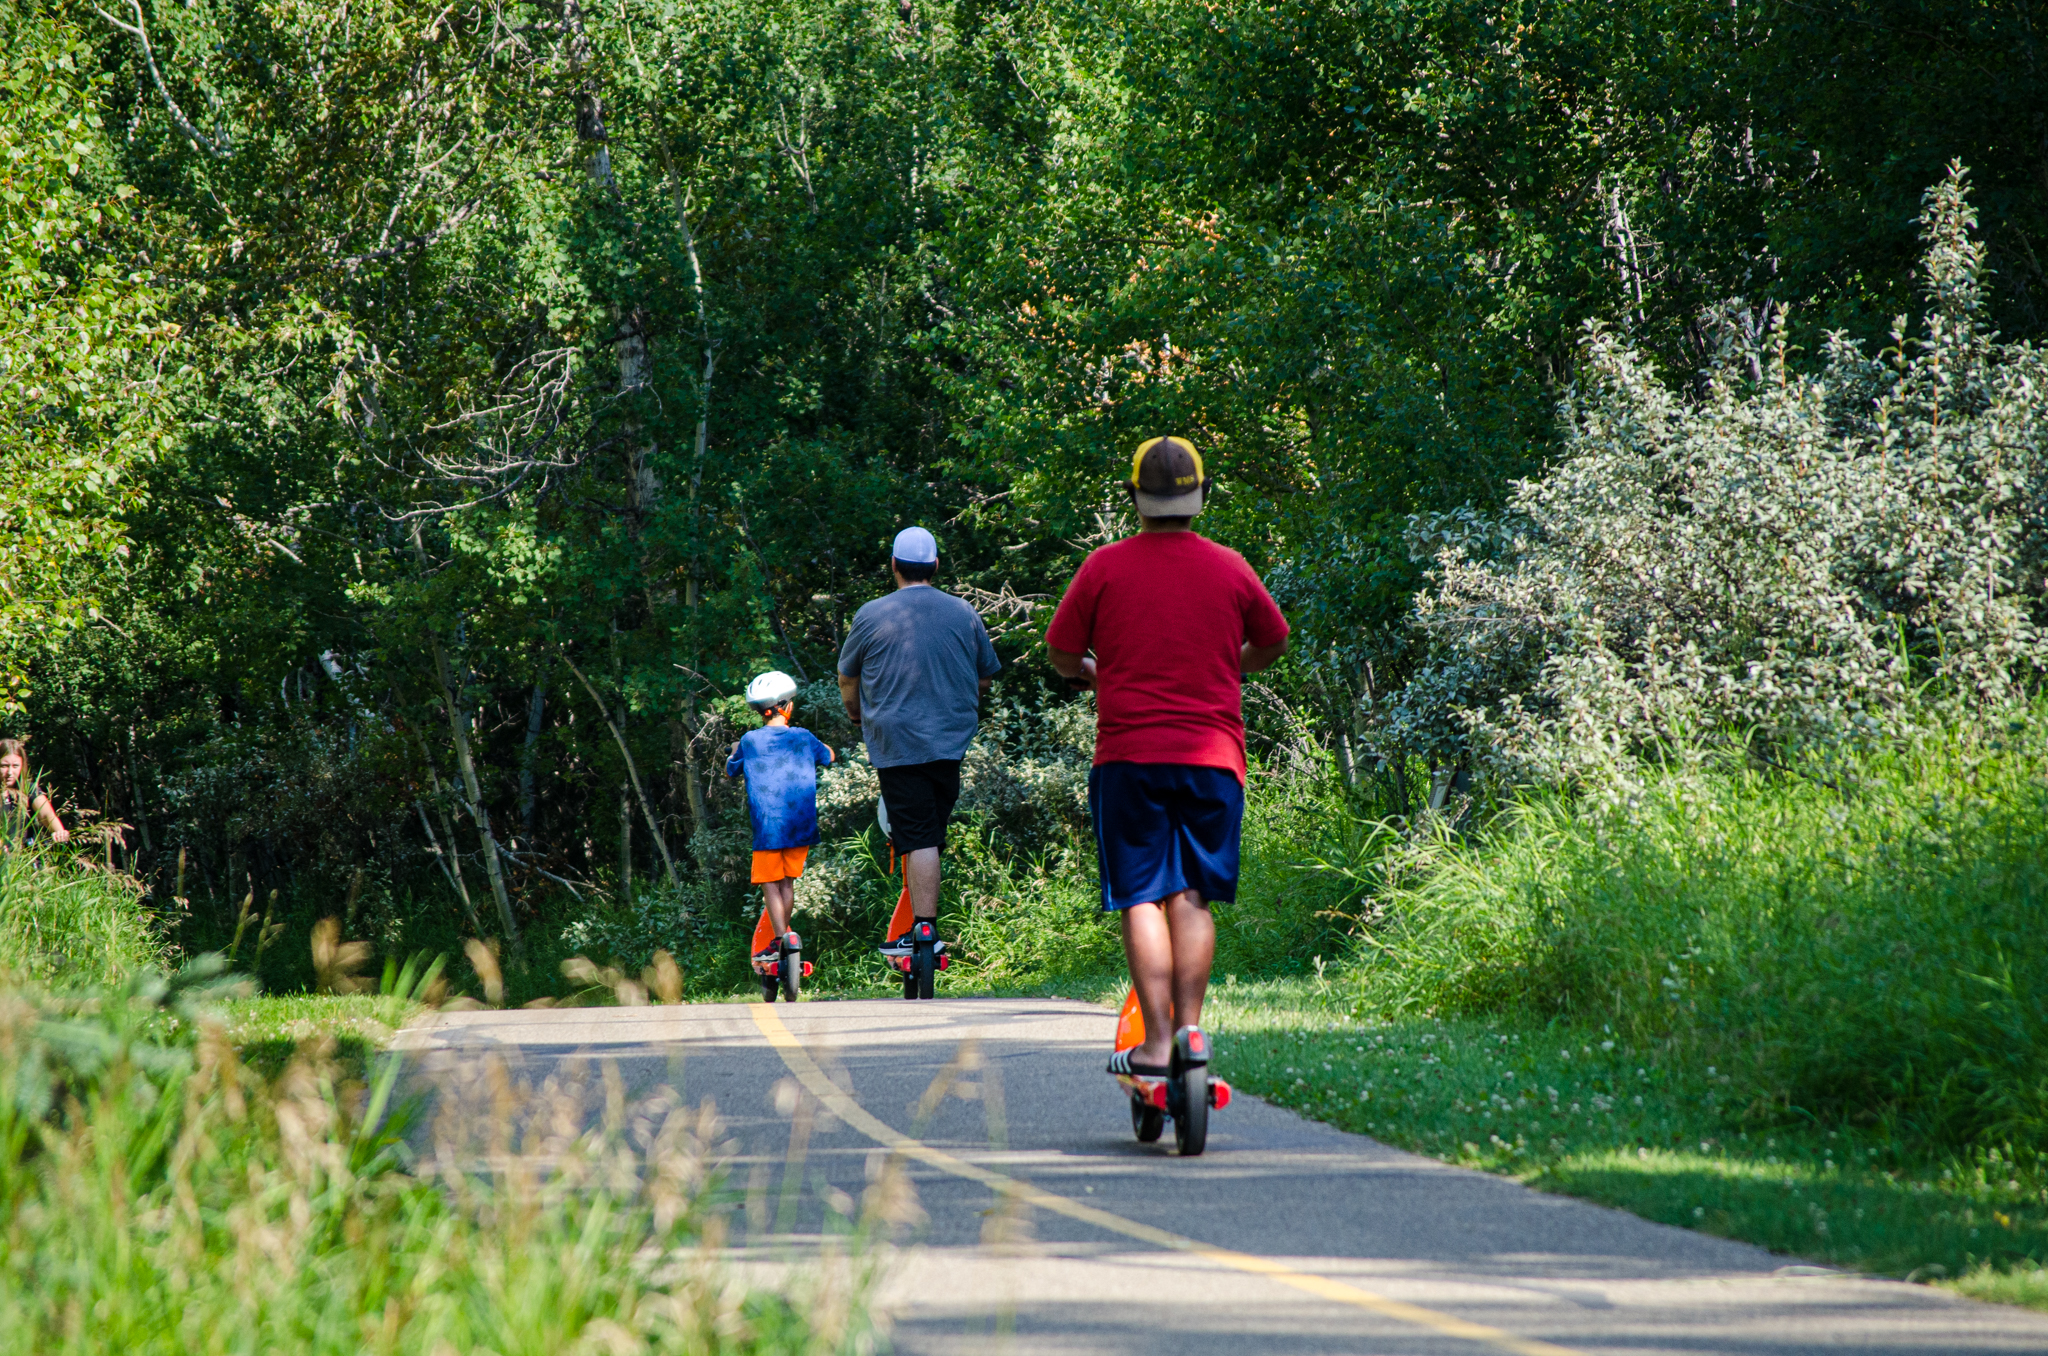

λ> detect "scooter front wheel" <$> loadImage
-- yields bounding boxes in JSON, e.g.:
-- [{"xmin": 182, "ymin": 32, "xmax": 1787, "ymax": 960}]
[
  {"xmin": 759, "ymin": 973, "xmax": 780, "ymax": 1003},
  {"xmin": 1174, "ymin": 1063, "xmax": 1209, "ymax": 1156},
  {"xmin": 780, "ymin": 941, "xmax": 802, "ymax": 1003}
]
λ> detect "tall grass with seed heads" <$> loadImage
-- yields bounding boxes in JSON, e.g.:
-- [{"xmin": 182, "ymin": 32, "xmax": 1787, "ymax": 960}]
[
  {"xmin": 1351, "ymin": 708, "xmax": 2048, "ymax": 1156},
  {"xmin": 0, "ymin": 840, "xmax": 167, "ymax": 987},
  {"xmin": 0, "ymin": 958, "xmax": 880, "ymax": 1355}
]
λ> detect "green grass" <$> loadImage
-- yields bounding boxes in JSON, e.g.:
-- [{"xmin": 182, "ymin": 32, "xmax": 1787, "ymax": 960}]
[
  {"xmin": 215, "ymin": 993, "xmax": 421, "ymax": 1078},
  {"xmin": 0, "ymin": 845, "xmax": 168, "ymax": 986},
  {"xmin": 0, "ymin": 966, "xmax": 877, "ymax": 1354},
  {"xmin": 1206, "ymin": 979, "xmax": 2048, "ymax": 1311},
  {"xmin": 1352, "ymin": 716, "xmax": 2048, "ymax": 1157}
]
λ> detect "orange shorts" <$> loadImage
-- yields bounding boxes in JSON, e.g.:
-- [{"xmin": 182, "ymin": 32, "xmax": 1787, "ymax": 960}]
[{"xmin": 750, "ymin": 846, "xmax": 810, "ymax": 884}]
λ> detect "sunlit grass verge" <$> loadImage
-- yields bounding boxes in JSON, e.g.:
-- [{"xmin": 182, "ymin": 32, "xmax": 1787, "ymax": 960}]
[
  {"xmin": 1206, "ymin": 980, "xmax": 2048, "ymax": 1312},
  {"xmin": 0, "ymin": 844, "xmax": 167, "ymax": 986},
  {"xmin": 0, "ymin": 964, "xmax": 880, "ymax": 1355},
  {"xmin": 216, "ymin": 993, "xmax": 422, "ymax": 1079}
]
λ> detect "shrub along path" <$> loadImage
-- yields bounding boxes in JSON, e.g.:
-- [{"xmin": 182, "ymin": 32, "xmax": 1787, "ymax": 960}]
[{"xmin": 395, "ymin": 998, "xmax": 2048, "ymax": 1355}]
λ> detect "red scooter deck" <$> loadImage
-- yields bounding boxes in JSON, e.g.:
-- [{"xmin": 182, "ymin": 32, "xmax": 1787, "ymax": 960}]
[
  {"xmin": 749, "ymin": 907, "xmax": 813, "ymax": 979},
  {"xmin": 1110, "ymin": 989, "xmax": 1232, "ymax": 1111},
  {"xmin": 877, "ymin": 861, "xmax": 949, "ymax": 975}
]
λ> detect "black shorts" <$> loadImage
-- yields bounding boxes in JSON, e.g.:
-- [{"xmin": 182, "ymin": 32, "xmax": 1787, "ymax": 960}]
[{"xmin": 877, "ymin": 759, "xmax": 962, "ymax": 853}]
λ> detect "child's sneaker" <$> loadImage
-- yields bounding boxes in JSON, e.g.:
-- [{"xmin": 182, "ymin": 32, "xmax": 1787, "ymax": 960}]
[
  {"xmin": 753, "ymin": 943, "xmax": 782, "ymax": 968},
  {"xmin": 878, "ymin": 920, "xmax": 944, "ymax": 957}
]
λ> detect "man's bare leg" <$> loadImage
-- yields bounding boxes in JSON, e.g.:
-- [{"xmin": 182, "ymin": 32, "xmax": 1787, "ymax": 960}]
[
  {"xmin": 906, "ymin": 846, "xmax": 941, "ymax": 921},
  {"xmin": 1121, "ymin": 888, "xmax": 1214, "ymax": 1067},
  {"xmin": 763, "ymin": 878, "xmax": 795, "ymax": 938}
]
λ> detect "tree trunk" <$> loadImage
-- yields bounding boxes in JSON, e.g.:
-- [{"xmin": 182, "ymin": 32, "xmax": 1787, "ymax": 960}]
[
  {"xmin": 417, "ymin": 796, "xmax": 483, "ymax": 934},
  {"xmin": 425, "ymin": 759, "xmax": 478, "ymax": 924},
  {"xmin": 667, "ymin": 715, "xmax": 705, "ymax": 854},
  {"xmin": 645, "ymin": 131, "xmax": 720, "ymax": 850},
  {"xmin": 618, "ymin": 780, "xmax": 634, "ymax": 903},
  {"xmin": 125, "ymin": 725, "xmax": 154, "ymax": 859},
  {"xmin": 519, "ymin": 672, "xmax": 548, "ymax": 836},
  {"xmin": 430, "ymin": 633, "xmax": 520, "ymax": 943},
  {"xmin": 560, "ymin": 651, "xmax": 679, "ymax": 886}
]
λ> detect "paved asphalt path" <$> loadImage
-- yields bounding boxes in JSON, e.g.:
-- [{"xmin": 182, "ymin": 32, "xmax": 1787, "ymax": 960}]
[{"xmin": 394, "ymin": 997, "xmax": 2048, "ymax": 1355}]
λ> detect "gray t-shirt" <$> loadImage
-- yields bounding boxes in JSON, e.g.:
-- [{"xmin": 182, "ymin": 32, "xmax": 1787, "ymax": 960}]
[{"xmin": 837, "ymin": 586, "xmax": 1001, "ymax": 768}]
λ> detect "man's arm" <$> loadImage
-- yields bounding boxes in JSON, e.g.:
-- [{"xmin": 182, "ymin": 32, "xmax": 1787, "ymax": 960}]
[
  {"xmin": 1240, "ymin": 637, "xmax": 1288, "ymax": 674},
  {"xmin": 837, "ymin": 671, "xmax": 861, "ymax": 724},
  {"xmin": 1048, "ymin": 648, "xmax": 1097, "ymax": 689}
]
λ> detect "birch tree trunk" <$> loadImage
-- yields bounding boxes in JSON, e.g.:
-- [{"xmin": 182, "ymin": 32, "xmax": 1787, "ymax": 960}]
[
  {"xmin": 561, "ymin": 651, "xmax": 679, "ymax": 886},
  {"xmin": 657, "ymin": 143, "xmax": 717, "ymax": 845},
  {"xmin": 519, "ymin": 672, "xmax": 547, "ymax": 835},
  {"xmin": 430, "ymin": 633, "xmax": 520, "ymax": 942}
]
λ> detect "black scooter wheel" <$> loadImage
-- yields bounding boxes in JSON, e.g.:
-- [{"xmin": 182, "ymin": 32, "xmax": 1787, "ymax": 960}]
[
  {"xmin": 1131, "ymin": 1095, "xmax": 1165, "ymax": 1143},
  {"xmin": 901, "ymin": 964, "xmax": 917, "ymax": 1000},
  {"xmin": 1174, "ymin": 1063, "xmax": 1209, "ymax": 1156},
  {"xmin": 780, "ymin": 943, "xmax": 802, "ymax": 1003},
  {"xmin": 912, "ymin": 941, "xmax": 936, "ymax": 1000},
  {"xmin": 759, "ymin": 974, "xmax": 779, "ymax": 1003}
]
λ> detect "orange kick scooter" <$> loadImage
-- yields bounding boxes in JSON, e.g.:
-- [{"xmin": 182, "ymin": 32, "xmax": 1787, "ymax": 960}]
[
  {"xmin": 875, "ymin": 798, "xmax": 947, "ymax": 999},
  {"xmin": 1111, "ymin": 988, "xmax": 1231, "ymax": 1155},
  {"xmin": 749, "ymin": 907, "xmax": 812, "ymax": 1002}
]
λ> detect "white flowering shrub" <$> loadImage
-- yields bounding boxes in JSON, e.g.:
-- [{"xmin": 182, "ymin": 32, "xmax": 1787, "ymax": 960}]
[{"xmin": 1391, "ymin": 166, "xmax": 2048, "ymax": 780}]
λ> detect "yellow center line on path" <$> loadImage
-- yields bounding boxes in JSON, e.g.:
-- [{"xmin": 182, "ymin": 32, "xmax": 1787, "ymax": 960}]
[{"xmin": 748, "ymin": 1003, "xmax": 1586, "ymax": 1356}]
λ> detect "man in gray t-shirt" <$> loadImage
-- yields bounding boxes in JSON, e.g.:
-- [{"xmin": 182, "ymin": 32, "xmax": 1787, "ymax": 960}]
[{"xmin": 837, "ymin": 526, "xmax": 1001, "ymax": 945}]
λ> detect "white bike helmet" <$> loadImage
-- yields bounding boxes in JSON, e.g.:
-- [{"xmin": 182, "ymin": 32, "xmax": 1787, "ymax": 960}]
[{"xmin": 745, "ymin": 670, "xmax": 800, "ymax": 711}]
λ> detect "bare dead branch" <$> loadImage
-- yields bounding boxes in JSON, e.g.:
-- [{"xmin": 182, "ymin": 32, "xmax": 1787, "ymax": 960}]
[{"xmin": 92, "ymin": 0, "xmax": 228, "ymax": 159}]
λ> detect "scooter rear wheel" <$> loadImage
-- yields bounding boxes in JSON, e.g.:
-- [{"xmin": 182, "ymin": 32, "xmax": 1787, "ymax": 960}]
[
  {"xmin": 1131, "ymin": 1095, "xmax": 1165, "ymax": 1143},
  {"xmin": 912, "ymin": 940, "xmax": 936, "ymax": 1000},
  {"xmin": 1174, "ymin": 1063, "xmax": 1209, "ymax": 1156}
]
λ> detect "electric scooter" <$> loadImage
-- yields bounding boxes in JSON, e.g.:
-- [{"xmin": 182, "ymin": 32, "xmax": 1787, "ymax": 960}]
[
  {"xmin": 1109, "ymin": 988, "xmax": 1230, "ymax": 1155},
  {"xmin": 749, "ymin": 906, "xmax": 810, "ymax": 1002},
  {"xmin": 875, "ymin": 796, "xmax": 947, "ymax": 999}
]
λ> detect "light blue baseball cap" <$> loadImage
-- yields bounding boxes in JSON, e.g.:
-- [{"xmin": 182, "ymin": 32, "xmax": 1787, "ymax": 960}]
[{"xmin": 891, "ymin": 526, "xmax": 938, "ymax": 564}]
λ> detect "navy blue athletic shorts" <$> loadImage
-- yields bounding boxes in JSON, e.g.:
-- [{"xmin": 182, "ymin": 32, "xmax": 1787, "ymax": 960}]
[{"xmin": 1088, "ymin": 762, "xmax": 1245, "ymax": 912}]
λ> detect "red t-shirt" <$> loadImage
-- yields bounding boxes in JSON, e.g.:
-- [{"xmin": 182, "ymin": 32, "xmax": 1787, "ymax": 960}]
[{"xmin": 1045, "ymin": 531, "xmax": 1290, "ymax": 781}]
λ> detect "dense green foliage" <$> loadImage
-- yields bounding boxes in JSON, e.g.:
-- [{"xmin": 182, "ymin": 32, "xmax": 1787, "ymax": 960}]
[
  {"xmin": 0, "ymin": 8, "xmax": 166, "ymax": 709},
  {"xmin": 1390, "ymin": 171, "xmax": 2048, "ymax": 777},
  {"xmin": 8, "ymin": 0, "xmax": 2048, "ymax": 982}
]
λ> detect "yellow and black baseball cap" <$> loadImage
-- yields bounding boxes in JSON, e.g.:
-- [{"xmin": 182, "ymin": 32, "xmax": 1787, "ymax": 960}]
[{"xmin": 1128, "ymin": 436, "xmax": 1208, "ymax": 517}]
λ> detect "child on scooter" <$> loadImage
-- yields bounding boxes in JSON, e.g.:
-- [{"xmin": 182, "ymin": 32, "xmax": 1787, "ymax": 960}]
[{"xmin": 725, "ymin": 671, "xmax": 835, "ymax": 970}]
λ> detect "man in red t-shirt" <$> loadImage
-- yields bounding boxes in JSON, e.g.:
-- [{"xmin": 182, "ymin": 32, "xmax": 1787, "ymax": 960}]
[{"xmin": 1046, "ymin": 437, "xmax": 1289, "ymax": 1078}]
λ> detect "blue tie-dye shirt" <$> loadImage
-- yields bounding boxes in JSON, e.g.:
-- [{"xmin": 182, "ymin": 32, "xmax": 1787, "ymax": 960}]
[{"xmin": 725, "ymin": 726, "xmax": 835, "ymax": 851}]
